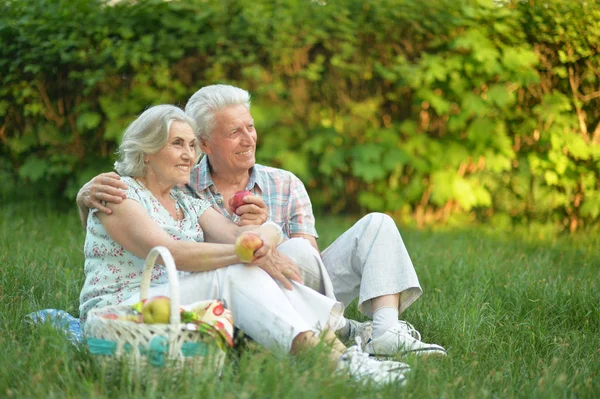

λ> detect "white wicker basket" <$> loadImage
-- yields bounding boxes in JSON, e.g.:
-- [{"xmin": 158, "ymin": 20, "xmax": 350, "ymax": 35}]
[{"xmin": 84, "ymin": 246, "xmax": 227, "ymax": 375}]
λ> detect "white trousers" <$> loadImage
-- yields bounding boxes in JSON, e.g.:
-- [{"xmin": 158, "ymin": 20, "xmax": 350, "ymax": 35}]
[
  {"xmin": 124, "ymin": 239, "xmax": 344, "ymax": 354},
  {"xmin": 290, "ymin": 213, "xmax": 423, "ymax": 317}
]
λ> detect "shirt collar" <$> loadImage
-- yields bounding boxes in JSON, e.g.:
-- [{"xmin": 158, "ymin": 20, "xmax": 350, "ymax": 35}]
[{"xmin": 191, "ymin": 156, "xmax": 263, "ymax": 192}]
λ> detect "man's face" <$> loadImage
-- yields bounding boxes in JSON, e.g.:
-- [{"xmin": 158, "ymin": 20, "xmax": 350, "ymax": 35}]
[{"xmin": 201, "ymin": 104, "xmax": 257, "ymax": 175}]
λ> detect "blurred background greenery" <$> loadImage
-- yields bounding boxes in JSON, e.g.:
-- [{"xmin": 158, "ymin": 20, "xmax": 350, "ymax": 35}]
[{"xmin": 1, "ymin": 0, "xmax": 599, "ymax": 234}]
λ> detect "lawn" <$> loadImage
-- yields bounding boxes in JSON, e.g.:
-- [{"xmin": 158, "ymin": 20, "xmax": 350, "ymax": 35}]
[{"xmin": 1, "ymin": 201, "xmax": 598, "ymax": 398}]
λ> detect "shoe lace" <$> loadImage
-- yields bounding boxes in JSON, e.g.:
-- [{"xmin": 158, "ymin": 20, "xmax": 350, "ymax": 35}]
[
  {"xmin": 341, "ymin": 336, "xmax": 368, "ymax": 362},
  {"xmin": 354, "ymin": 336, "xmax": 364, "ymax": 352},
  {"xmin": 397, "ymin": 320, "xmax": 421, "ymax": 340}
]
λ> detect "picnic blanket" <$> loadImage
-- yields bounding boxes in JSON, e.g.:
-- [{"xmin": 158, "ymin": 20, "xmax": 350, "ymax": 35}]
[{"xmin": 25, "ymin": 309, "xmax": 84, "ymax": 345}]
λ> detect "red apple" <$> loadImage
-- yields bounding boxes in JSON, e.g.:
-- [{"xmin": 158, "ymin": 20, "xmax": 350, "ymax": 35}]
[
  {"xmin": 229, "ymin": 190, "xmax": 253, "ymax": 213},
  {"xmin": 141, "ymin": 296, "xmax": 171, "ymax": 324},
  {"xmin": 235, "ymin": 232, "xmax": 263, "ymax": 263}
]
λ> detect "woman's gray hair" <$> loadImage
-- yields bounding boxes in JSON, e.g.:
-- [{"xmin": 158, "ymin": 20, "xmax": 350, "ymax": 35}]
[
  {"xmin": 114, "ymin": 104, "xmax": 199, "ymax": 177},
  {"xmin": 185, "ymin": 84, "xmax": 251, "ymax": 140}
]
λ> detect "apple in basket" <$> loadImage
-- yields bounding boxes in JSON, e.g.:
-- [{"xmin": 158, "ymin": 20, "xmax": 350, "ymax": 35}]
[
  {"xmin": 235, "ymin": 232, "xmax": 263, "ymax": 263},
  {"xmin": 141, "ymin": 296, "xmax": 171, "ymax": 324},
  {"xmin": 229, "ymin": 190, "xmax": 253, "ymax": 213}
]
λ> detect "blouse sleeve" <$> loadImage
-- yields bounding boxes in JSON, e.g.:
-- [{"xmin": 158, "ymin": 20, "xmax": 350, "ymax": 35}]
[
  {"xmin": 89, "ymin": 176, "xmax": 141, "ymax": 218},
  {"xmin": 122, "ymin": 177, "xmax": 143, "ymax": 204},
  {"xmin": 188, "ymin": 196, "xmax": 212, "ymax": 220}
]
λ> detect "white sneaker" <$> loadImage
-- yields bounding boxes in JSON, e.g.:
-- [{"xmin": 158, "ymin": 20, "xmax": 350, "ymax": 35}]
[
  {"xmin": 365, "ymin": 324, "xmax": 447, "ymax": 357},
  {"xmin": 337, "ymin": 338, "xmax": 410, "ymax": 386},
  {"xmin": 396, "ymin": 320, "xmax": 421, "ymax": 340},
  {"xmin": 345, "ymin": 320, "xmax": 373, "ymax": 343}
]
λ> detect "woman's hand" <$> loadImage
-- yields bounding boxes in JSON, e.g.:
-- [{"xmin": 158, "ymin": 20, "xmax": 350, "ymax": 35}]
[
  {"xmin": 77, "ymin": 172, "xmax": 128, "ymax": 215},
  {"xmin": 252, "ymin": 246, "xmax": 303, "ymax": 290},
  {"xmin": 235, "ymin": 195, "xmax": 268, "ymax": 226}
]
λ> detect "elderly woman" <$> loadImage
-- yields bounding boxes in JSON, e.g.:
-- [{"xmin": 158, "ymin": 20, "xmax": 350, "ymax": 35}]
[{"xmin": 79, "ymin": 104, "xmax": 410, "ymax": 385}]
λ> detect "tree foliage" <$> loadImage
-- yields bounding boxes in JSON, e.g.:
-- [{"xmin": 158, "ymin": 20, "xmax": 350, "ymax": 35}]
[{"xmin": 0, "ymin": 0, "xmax": 598, "ymax": 232}]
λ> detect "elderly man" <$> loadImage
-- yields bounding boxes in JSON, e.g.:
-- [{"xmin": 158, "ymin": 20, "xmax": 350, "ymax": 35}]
[{"xmin": 77, "ymin": 84, "xmax": 446, "ymax": 357}]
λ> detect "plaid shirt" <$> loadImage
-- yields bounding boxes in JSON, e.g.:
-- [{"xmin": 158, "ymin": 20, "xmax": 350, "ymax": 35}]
[{"xmin": 181, "ymin": 156, "xmax": 318, "ymax": 239}]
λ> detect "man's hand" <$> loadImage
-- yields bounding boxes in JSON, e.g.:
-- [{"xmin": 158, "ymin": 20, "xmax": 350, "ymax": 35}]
[
  {"xmin": 235, "ymin": 195, "xmax": 268, "ymax": 226},
  {"xmin": 252, "ymin": 247, "xmax": 303, "ymax": 290},
  {"xmin": 77, "ymin": 172, "xmax": 128, "ymax": 215}
]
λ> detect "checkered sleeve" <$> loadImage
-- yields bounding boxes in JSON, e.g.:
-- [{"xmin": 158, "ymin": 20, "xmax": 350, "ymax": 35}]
[{"xmin": 286, "ymin": 173, "xmax": 318, "ymax": 238}]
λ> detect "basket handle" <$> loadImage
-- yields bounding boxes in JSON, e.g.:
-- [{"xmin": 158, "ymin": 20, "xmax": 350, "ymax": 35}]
[{"xmin": 139, "ymin": 246, "xmax": 181, "ymax": 326}]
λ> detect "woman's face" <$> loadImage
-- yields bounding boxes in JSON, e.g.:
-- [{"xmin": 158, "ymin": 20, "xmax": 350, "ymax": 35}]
[
  {"xmin": 200, "ymin": 104, "xmax": 257, "ymax": 175},
  {"xmin": 145, "ymin": 121, "xmax": 197, "ymax": 187}
]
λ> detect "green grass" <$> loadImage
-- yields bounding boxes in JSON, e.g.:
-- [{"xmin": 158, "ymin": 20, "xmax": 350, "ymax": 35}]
[{"xmin": 1, "ymin": 202, "xmax": 598, "ymax": 398}]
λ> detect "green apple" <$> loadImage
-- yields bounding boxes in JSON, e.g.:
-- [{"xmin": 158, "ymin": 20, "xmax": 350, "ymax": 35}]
[
  {"xmin": 235, "ymin": 232, "xmax": 263, "ymax": 263},
  {"xmin": 141, "ymin": 296, "xmax": 171, "ymax": 324}
]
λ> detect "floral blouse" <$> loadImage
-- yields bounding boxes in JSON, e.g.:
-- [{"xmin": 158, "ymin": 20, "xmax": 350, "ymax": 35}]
[{"xmin": 79, "ymin": 176, "xmax": 211, "ymax": 322}]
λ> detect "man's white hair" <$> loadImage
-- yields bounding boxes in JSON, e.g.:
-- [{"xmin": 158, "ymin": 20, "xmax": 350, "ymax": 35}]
[{"xmin": 185, "ymin": 84, "xmax": 251, "ymax": 140}]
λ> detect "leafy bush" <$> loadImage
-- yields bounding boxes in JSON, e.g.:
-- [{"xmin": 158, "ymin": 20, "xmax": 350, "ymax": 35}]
[{"xmin": 1, "ymin": 0, "xmax": 598, "ymax": 232}]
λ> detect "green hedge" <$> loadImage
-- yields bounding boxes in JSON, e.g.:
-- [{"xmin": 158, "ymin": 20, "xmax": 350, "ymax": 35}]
[{"xmin": 1, "ymin": 0, "xmax": 599, "ymax": 232}]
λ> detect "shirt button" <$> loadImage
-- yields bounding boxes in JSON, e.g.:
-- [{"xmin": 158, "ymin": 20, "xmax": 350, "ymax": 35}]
[{"xmin": 217, "ymin": 199, "xmax": 222, "ymax": 204}]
